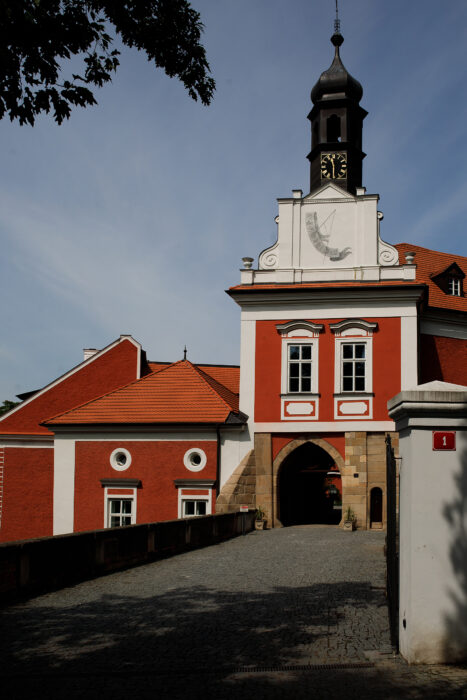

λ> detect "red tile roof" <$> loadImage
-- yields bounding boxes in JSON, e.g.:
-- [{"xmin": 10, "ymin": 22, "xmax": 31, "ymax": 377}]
[
  {"xmin": 229, "ymin": 280, "xmax": 423, "ymax": 292},
  {"xmin": 45, "ymin": 360, "xmax": 242, "ymax": 426},
  {"xmin": 147, "ymin": 363, "xmax": 239, "ymax": 395},
  {"xmin": 395, "ymin": 243, "xmax": 467, "ymax": 313}
]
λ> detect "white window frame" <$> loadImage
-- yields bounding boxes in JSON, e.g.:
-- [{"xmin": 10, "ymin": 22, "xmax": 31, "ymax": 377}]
[
  {"xmin": 104, "ymin": 487, "xmax": 137, "ymax": 528},
  {"xmin": 283, "ymin": 339, "xmax": 318, "ymax": 394},
  {"xmin": 448, "ymin": 277, "xmax": 461, "ymax": 296},
  {"xmin": 181, "ymin": 497, "xmax": 210, "ymax": 518},
  {"xmin": 331, "ymin": 320, "xmax": 377, "ymax": 396},
  {"xmin": 177, "ymin": 488, "xmax": 212, "ymax": 518},
  {"xmin": 276, "ymin": 321, "xmax": 323, "ymax": 396}
]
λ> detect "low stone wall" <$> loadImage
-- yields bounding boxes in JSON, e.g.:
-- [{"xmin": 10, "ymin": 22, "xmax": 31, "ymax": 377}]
[{"xmin": 0, "ymin": 511, "xmax": 255, "ymax": 604}]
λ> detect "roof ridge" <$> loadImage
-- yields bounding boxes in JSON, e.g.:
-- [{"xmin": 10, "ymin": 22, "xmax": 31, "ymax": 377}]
[
  {"xmin": 194, "ymin": 365, "xmax": 239, "ymax": 405},
  {"xmin": 43, "ymin": 359, "xmax": 183, "ymax": 424},
  {"xmin": 187, "ymin": 363, "xmax": 238, "ymax": 413}
]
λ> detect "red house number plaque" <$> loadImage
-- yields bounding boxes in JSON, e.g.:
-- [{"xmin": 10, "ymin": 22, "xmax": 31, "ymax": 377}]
[{"xmin": 432, "ymin": 431, "xmax": 456, "ymax": 451}]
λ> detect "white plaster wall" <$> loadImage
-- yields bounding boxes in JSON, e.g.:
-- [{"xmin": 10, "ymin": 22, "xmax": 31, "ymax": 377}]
[
  {"xmin": 53, "ymin": 437, "xmax": 76, "ymax": 535},
  {"xmin": 219, "ymin": 429, "xmax": 252, "ymax": 489},
  {"xmin": 399, "ymin": 426, "xmax": 467, "ymax": 663},
  {"xmin": 400, "ymin": 315, "xmax": 418, "ymax": 390}
]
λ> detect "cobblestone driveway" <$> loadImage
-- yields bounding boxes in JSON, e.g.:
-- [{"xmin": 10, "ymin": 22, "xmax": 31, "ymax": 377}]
[{"xmin": 1, "ymin": 525, "xmax": 466, "ymax": 698}]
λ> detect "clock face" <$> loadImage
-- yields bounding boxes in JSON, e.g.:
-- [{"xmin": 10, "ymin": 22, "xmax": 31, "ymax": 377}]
[{"xmin": 320, "ymin": 152, "xmax": 347, "ymax": 180}]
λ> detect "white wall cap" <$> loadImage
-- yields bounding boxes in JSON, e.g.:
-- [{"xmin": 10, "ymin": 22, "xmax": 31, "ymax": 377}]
[{"xmin": 388, "ymin": 381, "xmax": 467, "ymax": 426}]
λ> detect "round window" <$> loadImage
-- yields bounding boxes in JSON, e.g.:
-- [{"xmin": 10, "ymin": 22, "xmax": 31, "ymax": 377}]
[
  {"xmin": 110, "ymin": 448, "xmax": 132, "ymax": 471},
  {"xmin": 183, "ymin": 448, "xmax": 207, "ymax": 472}
]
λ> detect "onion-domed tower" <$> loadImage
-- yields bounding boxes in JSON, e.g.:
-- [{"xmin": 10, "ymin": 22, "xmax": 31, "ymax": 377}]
[{"xmin": 307, "ymin": 28, "xmax": 367, "ymax": 195}]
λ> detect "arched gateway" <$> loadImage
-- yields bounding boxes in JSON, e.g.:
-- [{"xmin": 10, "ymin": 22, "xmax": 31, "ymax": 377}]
[{"xmin": 273, "ymin": 439, "xmax": 345, "ymax": 527}]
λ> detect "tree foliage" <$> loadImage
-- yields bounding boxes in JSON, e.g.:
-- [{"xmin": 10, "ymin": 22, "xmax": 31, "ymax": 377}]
[
  {"xmin": 0, "ymin": 0, "xmax": 216, "ymax": 125},
  {"xmin": 0, "ymin": 399, "xmax": 20, "ymax": 415}
]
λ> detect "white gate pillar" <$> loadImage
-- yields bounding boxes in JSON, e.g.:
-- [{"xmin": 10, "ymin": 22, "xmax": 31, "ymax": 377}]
[{"xmin": 388, "ymin": 381, "xmax": 467, "ymax": 664}]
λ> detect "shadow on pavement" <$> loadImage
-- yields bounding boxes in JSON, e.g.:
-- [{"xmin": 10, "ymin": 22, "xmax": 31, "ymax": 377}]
[{"xmin": 0, "ymin": 580, "xmax": 464, "ymax": 699}]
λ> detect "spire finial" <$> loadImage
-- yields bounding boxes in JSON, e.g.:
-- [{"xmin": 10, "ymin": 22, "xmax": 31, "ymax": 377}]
[
  {"xmin": 334, "ymin": 0, "xmax": 341, "ymax": 34},
  {"xmin": 183, "ymin": 345, "xmax": 187, "ymax": 360}
]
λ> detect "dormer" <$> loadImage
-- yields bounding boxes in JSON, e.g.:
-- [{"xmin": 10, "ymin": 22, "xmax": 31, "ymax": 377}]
[{"xmin": 431, "ymin": 262, "xmax": 465, "ymax": 297}]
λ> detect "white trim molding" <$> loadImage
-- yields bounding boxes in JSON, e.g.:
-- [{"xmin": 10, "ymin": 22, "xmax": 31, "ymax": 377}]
[
  {"xmin": 175, "ymin": 480, "xmax": 214, "ymax": 518},
  {"xmin": 281, "ymin": 396, "xmax": 319, "ymax": 421},
  {"xmin": 253, "ymin": 421, "xmax": 395, "ymax": 432},
  {"xmin": 53, "ymin": 437, "xmax": 76, "ymax": 535}
]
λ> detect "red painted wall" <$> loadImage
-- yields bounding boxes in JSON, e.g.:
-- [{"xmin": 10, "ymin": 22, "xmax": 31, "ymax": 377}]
[
  {"xmin": 0, "ymin": 339, "xmax": 140, "ymax": 436},
  {"xmin": 272, "ymin": 433, "xmax": 345, "ymax": 462},
  {"xmin": 74, "ymin": 440, "xmax": 218, "ymax": 531},
  {"xmin": 420, "ymin": 334, "xmax": 467, "ymax": 385},
  {"xmin": 0, "ymin": 447, "xmax": 53, "ymax": 542},
  {"xmin": 255, "ymin": 318, "xmax": 401, "ymax": 422}
]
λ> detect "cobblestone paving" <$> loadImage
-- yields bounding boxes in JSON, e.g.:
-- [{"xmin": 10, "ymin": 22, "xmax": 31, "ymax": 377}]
[{"xmin": 1, "ymin": 525, "xmax": 466, "ymax": 699}]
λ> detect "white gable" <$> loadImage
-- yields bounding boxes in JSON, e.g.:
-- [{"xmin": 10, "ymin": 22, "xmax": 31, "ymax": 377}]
[{"xmin": 257, "ymin": 187, "xmax": 400, "ymax": 276}]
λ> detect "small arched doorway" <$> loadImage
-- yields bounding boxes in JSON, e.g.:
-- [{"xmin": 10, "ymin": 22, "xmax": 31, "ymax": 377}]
[
  {"xmin": 370, "ymin": 487, "xmax": 383, "ymax": 529},
  {"xmin": 278, "ymin": 441, "xmax": 342, "ymax": 526}
]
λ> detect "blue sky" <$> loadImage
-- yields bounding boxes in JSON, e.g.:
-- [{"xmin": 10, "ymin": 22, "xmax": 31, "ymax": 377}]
[{"xmin": 1, "ymin": 0, "xmax": 466, "ymax": 400}]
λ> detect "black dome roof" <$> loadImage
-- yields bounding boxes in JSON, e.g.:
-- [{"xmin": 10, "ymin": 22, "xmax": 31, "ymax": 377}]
[{"xmin": 311, "ymin": 32, "xmax": 363, "ymax": 103}]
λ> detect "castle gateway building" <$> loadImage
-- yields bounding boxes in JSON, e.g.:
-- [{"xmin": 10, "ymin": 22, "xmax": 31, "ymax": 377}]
[{"xmin": 0, "ymin": 30, "xmax": 465, "ymax": 542}]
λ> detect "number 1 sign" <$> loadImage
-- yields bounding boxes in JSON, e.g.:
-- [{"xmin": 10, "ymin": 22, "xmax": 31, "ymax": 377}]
[{"xmin": 432, "ymin": 431, "xmax": 456, "ymax": 451}]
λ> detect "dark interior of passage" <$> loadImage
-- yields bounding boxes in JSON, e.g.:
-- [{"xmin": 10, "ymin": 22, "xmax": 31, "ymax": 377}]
[{"xmin": 279, "ymin": 442, "xmax": 342, "ymax": 526}]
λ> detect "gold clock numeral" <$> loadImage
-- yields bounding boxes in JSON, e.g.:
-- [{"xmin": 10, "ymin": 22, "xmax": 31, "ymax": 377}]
[{"xmin": 321, "ymin": 152, "xmax": 347, "ymax": 179}]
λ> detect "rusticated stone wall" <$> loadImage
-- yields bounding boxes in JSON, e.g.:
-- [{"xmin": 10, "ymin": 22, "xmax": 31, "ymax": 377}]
[{"xmin": 216, "ymin": 450, "xmax": 256, "ymax": 513}]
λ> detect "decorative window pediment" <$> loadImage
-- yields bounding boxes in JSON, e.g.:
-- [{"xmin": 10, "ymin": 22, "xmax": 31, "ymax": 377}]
[
  {"xmin": 276, "ymin": 321, "xmax": 324, "ymax": 338},
  {"xmin": 329, "ymin": 319, "xmax": 378, "ymax": 337}
]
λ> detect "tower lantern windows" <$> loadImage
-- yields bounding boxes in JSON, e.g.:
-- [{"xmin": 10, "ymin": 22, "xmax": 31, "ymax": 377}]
[{"xmin": 327, "ymin": 114, "xmax": 341, "ymax": 143}]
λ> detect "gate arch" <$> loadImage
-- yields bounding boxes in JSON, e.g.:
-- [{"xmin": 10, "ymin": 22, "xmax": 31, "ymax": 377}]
[{"xmin": 273, "ymin": 438, "xmax": 345, "ymax": 527}]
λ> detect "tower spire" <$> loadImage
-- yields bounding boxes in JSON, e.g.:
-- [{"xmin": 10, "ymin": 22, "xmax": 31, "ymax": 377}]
[{"xmin": 334, "ymin": 0, "xmax": 341, "ymax": 34}]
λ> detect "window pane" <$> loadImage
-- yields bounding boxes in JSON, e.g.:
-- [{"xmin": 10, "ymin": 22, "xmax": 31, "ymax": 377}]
[
  {"xmin": 343, "ymin": 377, "xmax": 353, "ymax": 391},
  {"xmin": 343, "ymin": 362, "xmax": 353, "ymax": 376},
  {"xmin": 184, "ymin": 501, "xmax": 195, "ymax": 515},
  {"xmin": 110, "ymin": 501, "xmax": 119, "ymax": 513},
  {"xmin": 289, "ymin": 363, "xmax": 299, "ymax": 377},
  {"xmin": 301, "ymin": 377, "xmax": 311, "ymax": 392},
  {"xmin": 355, "ymin": 344, "xmax": 366, "ymax": 358},
  {"xmin": 196, "ymin": 502, "xmax": 207, "ymax": 515},
  {"xmin": 301, "ymin": 345, "xmax": 311, "ymax": 360},
  {"xmin": 289, "ymin": 346, "xmax": 300, "ymax": 360},
  {"xmin": 301, "ymin": 362, "xmax": 311, "ymax": 377},
  {"xmin": 122, "ymin": 500, "xmax": 132, "ymax": 514},
  {"xmin": 110, "ymin": 516, "xmax": 120, "ymax": 528},
  {"xmin": 122, "ymin": 516, "xmax": 132, "ymax": 526},
  {"xmin": 355, "ymin": 377, "xmax": 365, "ymax": 391},
  {"xmin": 355, "ymin": 362, "xmax": 365, "ymax": 376},
  {"xmin": 289, "ymin": 378, "xmax": 299, "ymax": 392},
  {"xmin": 343, "ymin": 345, "xmax": 354, "ymax": 358}
]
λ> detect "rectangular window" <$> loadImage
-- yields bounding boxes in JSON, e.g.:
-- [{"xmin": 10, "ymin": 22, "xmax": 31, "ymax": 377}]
[
  {"xmin": 448, "ymin": 278, "xmax": 461, "ymax": 296},
  {"xmin": 108, "ymin": 498, "xmax": 133, "ymax": 527},
  {"xmin": 182, "ymin": 499, "xmax": 208, "ymax": 517},
  {"xmin": 288, "ymin": 344, "xmax": 312, "ymax": 393},
  {"xmin": 341, "ymin": 343, "xmax": 366, "ymax": 392}
]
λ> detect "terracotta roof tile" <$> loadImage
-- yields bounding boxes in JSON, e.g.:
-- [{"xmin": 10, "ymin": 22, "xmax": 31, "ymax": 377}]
[
  {"xmin": 148, "ymin": 362, "xmax": 240, "ymax": 395},
  {"xmin": 395, "ymin": 243, "xmax": 467, "ymax": 313},
  {"xmin": 45, "ymin": 360, "xmax": 242, "ymax": 426}
]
